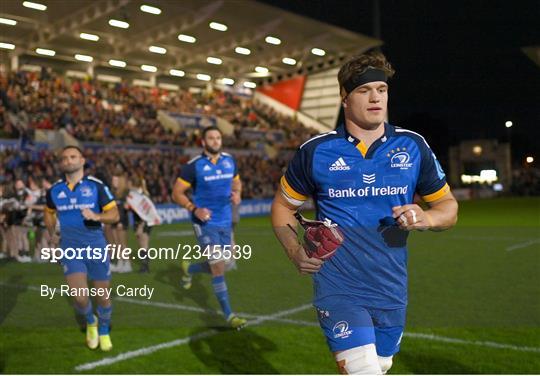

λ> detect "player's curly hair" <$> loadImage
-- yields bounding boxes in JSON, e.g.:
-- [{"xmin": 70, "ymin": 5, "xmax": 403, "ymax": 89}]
[{"xmin": 338, "ymin": 51, "xmax": 395, "ymax": 96}]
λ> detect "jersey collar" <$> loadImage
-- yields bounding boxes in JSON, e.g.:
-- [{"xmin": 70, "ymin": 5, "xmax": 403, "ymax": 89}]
[
  {"xmin": 201, "ymin": 151, "xmax": 221, "ymax": 165},
  {"xmin": 339, "ymin": 122, "xmax": 394, "ymax": 159},
  {"xmin": 61, "ymin": 175, "xmax": 86, "ymax": 191}
]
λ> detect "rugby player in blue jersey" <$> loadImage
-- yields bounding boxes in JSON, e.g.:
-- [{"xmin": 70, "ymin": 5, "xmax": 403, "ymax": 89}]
[
  {"xmin": 271, "ymin": 51, "xmax": 458, "ymax": 374},
  {"xmin": 172, "ymin": 126, "xmax": 247, "ymax": 329},
  {"xmin": 44, "ymin": 146, "xmax": 119, "ymax": 351}
]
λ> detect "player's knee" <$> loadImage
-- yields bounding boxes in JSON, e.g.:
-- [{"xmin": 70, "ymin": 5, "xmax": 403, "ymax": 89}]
[
  {"xmin": 209, "ymin": 260, "xmax": 225, "ymax": 276},
  {"xmin": 378, "ymin": 355, "xmax": 393, "ymax": 374},
  {"xmin": 335, "ymin": 344, "xmax": 382, "ymax": 374},
  {"xmin": 73, "ymin": 295, "xmax": 89, "ymax": 308},
  {"xmin": 95, "ymin": 295, "xmax": 109, "ymax": 307}
]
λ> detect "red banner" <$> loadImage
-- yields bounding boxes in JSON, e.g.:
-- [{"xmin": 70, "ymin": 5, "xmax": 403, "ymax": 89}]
[{"xmin": 257, "ymin": 76, "xmax": 307, "ymax": 110}]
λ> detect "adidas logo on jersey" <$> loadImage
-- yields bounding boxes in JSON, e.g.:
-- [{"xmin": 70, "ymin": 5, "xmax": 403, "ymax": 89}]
[
  {"xmin": 203, "ymin": 165, "xmax": 211, "ymax": 171},
  {"xmin": 57, "ymin": 191, "xmax": 67, "ymax": 199},
  {"xmin": 329, "ymin": 157, "xmax": 351, "ymax": 171}
]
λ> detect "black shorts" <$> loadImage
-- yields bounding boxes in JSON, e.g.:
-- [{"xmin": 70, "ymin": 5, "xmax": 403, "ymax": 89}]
[
  {"xmin": 133, "ymin": 212, "xmax": 152, "ymax": 234},
  {"xmin": 113, "ymin": 204, "xmax": 129, "ymax": 228}
]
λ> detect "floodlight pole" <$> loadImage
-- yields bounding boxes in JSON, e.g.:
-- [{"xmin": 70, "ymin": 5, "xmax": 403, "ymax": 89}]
[{"xmin": 506, "ymin": 124, "xmax": 513, "ymax": 168}]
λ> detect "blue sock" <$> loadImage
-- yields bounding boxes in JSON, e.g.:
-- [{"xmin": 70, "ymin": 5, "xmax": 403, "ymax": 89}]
[
  {"xmin": 212, "ymin": 275, "xmax": 232, "ymax": 318},
  {"xmin": 74, "ymin": 300, "xmax": 95, "ymax": 324},
  {"xmin": 188, "ymin": 262, "xmax": 211, "ymax": 274},
  {"xmin": 97, "ymin": 304, "xmax": 113, "ymax": 335}
]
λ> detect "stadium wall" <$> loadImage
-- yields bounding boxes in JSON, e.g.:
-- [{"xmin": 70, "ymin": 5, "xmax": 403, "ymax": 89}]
[
  {"xmin": 156, "ymin": 198, "xmax": 314, "ymax": 224},
  {"xmin": 253, "ymin": 91, "xmax": 333, "ymax": 133},
  {"xmin": 299, "ymin": 68, "xmax": 342, "ymax": 127},
  {"xmin": 156, "ymin": 199, "xmax": 273, "ymax": 224}
]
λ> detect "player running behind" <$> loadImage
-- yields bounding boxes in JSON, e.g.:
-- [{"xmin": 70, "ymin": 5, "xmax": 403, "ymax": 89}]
[
  {"xmin": 44, "ymin": 146, "xmax": 119, "ymax": 351},
  {"xmin": 172, "ymin": 126, "xmax": 247, "ymax": 330}
]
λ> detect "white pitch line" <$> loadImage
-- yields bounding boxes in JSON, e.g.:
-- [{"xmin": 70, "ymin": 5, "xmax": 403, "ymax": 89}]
[
  {"xmin": 74, "ymin": 303, "xmax": 313, "ymax": 371},
  {"xmin": 156, "ymin": 230, "xmax": 193, "ymax": 237},
  {"xmin": 506, "ymin": 239, "xmax": 540, "ymax": 251},
  {"xmin": 450, "ymin": 235, "xmax": 535, "ymax": 242},
  {"xmin": 75, "ymin": 329, "xmax": 219, "ymax": 371},
  {"xmin": 116, "ymin": 296, "xmax": 317, "ymax": 327},
  {"xmin": 405, "ymin": 332, "xmax": 540, "ymax": 353},
  {"xmin": 2, "ymin": 282, "xmax": 538, "ymax": 362},
  {"xmin": 0, "ymin": 283, "xmax": 40, "ymax": 291},
  {"xmin": 115, "ymin": 296, "xmax": 211, "ymax": 314},
  {"xmin": 0, "ymin": 283, "xmax": 317, "ymax": 327}
]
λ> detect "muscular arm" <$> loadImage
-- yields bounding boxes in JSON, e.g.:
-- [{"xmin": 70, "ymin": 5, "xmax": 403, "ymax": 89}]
[
  {"xmin": 44, "ymin": 210, "xmax": 57, "ymax": 237},
  {"xmin": 271, "ymin": 190, "xmax": 323, "ymax": 273},
  {"xmin": 172, "ymin": 179, "xmax": 211, "ymax": 221},
  {"xmin": 81, "ymin": 205, "xmax": 119, "ymax": 224},
  {"xmin": 271, "ymin": 191, "xmax": 301, "ymax": 254},
  {"xmin": 424, "ymin": 192, "xmax": 458, "ymax": 231},
  {"xmin": 393, "ymin": 191, "xmax": 458, "ymax": 232},
  {"xmin": 98, "ymin": 206, "xmax": 120, "ymax": 224},
  {"xmin": 172, "ymin": 179, "xmax": 195, "ymax": 211},
  {"xmin": 231, "ymin": 177, "xmax": 242, "ymax": 204}
]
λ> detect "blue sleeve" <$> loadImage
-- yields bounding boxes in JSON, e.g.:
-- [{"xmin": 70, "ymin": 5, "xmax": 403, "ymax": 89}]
[
  {"xmin": 179, "ymin": 162, "xmax": 196, "ymax": 186},
  {"xmin": 96, "ymin": 182, "xmax": 116, "ymax": 211},
  {"xmin": 415, "ymin": 141, "xmax": 450, "ymax": 201},
  {"xmin": 283, "ymin": 146, "xmax": 315, "ymax": 198},
  {"xmin": 45, "ymin": 188, "xmax": 56, "ymax": 210}
]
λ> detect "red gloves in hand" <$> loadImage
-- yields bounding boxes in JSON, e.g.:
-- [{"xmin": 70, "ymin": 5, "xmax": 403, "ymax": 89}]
[{"xmin": 294, "ymin": 212, "xmax": 344, "ymax": 260}]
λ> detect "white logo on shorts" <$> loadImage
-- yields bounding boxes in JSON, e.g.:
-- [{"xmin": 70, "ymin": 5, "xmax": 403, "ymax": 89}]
[{"xmin": 333, "ymin": 320, "xmax": 354, "ymax": 339}]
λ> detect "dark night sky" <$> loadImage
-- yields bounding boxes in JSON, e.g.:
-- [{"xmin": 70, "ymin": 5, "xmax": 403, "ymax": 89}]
[{"xmin": 262, "ymin": 0, "xmax": 540, "ymax": 165}]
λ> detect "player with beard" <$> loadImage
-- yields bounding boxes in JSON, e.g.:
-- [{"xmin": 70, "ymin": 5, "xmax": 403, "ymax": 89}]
[
  {"xmin": 44, "ymin": 146, "xmax": 119, "ymax": 351},
  {"xmin": 172, "ymin": 126, "xmax": 246, "ymax": 329}
]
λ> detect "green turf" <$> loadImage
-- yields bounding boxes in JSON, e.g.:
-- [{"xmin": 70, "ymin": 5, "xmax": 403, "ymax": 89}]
[{"xmin": 1, "ymin": 197, "xmax": 539, "ymax": 374}]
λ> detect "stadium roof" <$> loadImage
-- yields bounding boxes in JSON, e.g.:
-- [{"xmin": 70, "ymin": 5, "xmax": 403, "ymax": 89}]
[
  {"xmin": 0, "ymin": 0, "xmax": 382, "ymax": 88},
  {"xmin": 522, "ymin": 46, "xmax": 540, "ymax": 68}
]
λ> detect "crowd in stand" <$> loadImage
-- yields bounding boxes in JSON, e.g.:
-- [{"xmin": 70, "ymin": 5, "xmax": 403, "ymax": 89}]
[
  {"xmin": 0, "ymin": 68, "xmax": 317, "ymax": 150},
  {"xmin": 1, "ymin": 67, "xmax": 314, "ymax": 263},
  {"xmin": 0, "ymin": 145, "xmax": 289, "ymax": 263},
  {"xmin": 0, "ymin": 173, "xmax": 51, "ymax": 262},
  {"xmin": 0, "ymin": 147, "xmax": 288, "ymax": 202}
]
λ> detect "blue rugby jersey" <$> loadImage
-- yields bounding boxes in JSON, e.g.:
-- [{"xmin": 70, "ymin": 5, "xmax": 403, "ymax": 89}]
[
  {"xmin": 45, "ymin": 175, "xmax": 116, "ymax": 248},
  {"xmin": 178, "ymin": 152, "xmax": 239, "ymax": 227},
  {"xmin": 281, "ymin": 123, "xmax": 450, "ymax": 309}
]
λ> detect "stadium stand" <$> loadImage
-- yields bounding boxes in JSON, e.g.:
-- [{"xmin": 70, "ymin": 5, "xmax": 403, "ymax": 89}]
[{"xmin": 1, "ymin": 69, "xmax": 317, "ymax": 149}]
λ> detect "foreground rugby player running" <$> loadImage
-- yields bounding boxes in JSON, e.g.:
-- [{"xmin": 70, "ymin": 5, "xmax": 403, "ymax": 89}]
[{"xmin": 272, "ymin": 51, "xmax": 458, "ymax": 374}]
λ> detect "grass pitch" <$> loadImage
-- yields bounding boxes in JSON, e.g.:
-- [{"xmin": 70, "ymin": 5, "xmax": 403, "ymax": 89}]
[{"xmin": 1, "ymin": 197, "xmax": 539, "ymax": 374}]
